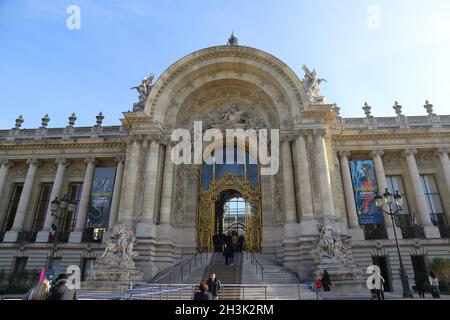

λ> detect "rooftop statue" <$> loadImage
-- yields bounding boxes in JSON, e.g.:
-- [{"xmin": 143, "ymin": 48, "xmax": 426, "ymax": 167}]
[
  {"xmin": 130, "ymin": 73, "xmax": 154, "ymax": 112},
  {"xmin": 302, "ymin": 65, "xmax": 327, "ymax": 104}
]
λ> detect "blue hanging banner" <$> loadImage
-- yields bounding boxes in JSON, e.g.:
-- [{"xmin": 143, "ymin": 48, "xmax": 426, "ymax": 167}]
[
  {"xmin": 87, "ymin": 167, "xmax": 117, "ymax": 228},
  {"xmin": 349, "ymin": 160, "xmax": 384, "ymax": 225}
]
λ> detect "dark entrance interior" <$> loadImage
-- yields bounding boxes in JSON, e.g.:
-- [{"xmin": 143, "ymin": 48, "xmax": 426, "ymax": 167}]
[
  {"xmin": 411, "ymin": 255, "xmax": 428, "ymax": 285},
  {"xmin": 372, "ymin": 256, "xmax": 392, "ymax": 292}
]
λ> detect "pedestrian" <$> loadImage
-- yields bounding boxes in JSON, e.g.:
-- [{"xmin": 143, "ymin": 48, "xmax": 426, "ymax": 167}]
[
  {"xmin": 238, "ymin": 235, "xmax": 245, "ymax": 252},
  {"xmin": 232, "ymin": 232, "xmax": 239, "ymax": 252},
  {"xmin": 376, "ymin": 275, "xmax": 385, "ymax": 300},
  {"xmin": 193, "ymin": 282, "xmax": 213, "ymax": 300},
  {"xmin": 224, "ymin": 243, "xmax": 234, "ymax": 265},
  {"xmin": 46, "ymin": 273, "xmax": 78, "ymax": 300},
  {"xmin": 206, "ymin": 273, "xmax": 222, "ymax": 300},
  {"xmin": 429, "ymin": 271, "xmax": 440, "ymax": 298},
  {"xmin": 415, "ymin": 274, "xmax": 426, "ymax": 298},
  {"xmin": 321, "ymin": 270, "xmax": 331, "ymax": 292},
  {"xmin": 26, "ymin": 279, "xmax": 51, "ymax": 300}
]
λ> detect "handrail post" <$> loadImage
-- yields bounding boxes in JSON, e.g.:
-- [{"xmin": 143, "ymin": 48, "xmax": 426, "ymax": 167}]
[
  {"xmin": 243, "ymin": 285, "xmax": 245, "ymax": 300},
  {"xmin": 264, "ymin": 285, "xmax": 267, "ymax": 300},
  {"xmin": 261, "ymin": 266, "xmax": 264, "ymax": 282}
]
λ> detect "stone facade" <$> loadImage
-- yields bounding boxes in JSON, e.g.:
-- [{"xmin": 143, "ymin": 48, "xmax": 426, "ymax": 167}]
[{"xmin": 0, "ymin": 45, "xmax": 450, "ymax": 292}]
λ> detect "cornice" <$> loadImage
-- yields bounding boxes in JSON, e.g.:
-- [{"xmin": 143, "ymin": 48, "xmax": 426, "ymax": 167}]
[
  {"xmin": 332, "ymin": 130, "xmax": 450, "ymax": 140},
  {"xmin": 0, "ymin": 141, "xmax": 126, "ymax": 150}
]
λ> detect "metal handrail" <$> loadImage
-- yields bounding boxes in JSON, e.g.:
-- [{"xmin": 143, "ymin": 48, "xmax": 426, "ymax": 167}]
[
  {"xmin": 152, "ymin": 252, "xmax": 208, "ymax": 285},
  {"xmin": 250, "ymin": 252, "xmax": 264, "ymax": 282}
]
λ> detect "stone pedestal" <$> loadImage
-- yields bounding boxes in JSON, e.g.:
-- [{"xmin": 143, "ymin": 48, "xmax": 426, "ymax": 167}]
[
  {"xmin": 387, "ymin": 227, "xmax": 403, "ymax": 240},
  {"xmin": 83, "ymin": 268, "xmax": 145, "ymax": 290},
  {"xmin": 312, "ymin": 264, "xmax": 365, "ymax": 291},
  {"xmin": 347, "ymin": 227, "xmax": 365, "ymax": 241},
  {"xmin": 423, "ymin": 226, "xmax": 441, "ymax": 239},
  {"xmin": 2, "ymin": 231, "xmax": 19, "ymax": 242}
]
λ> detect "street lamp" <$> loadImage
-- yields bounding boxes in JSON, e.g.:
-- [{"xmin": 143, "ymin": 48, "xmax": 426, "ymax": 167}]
[
  {"xmin": 50, "ymin": 195, "xmax": 77, "ymax": 242},
  {"xmin": 374, "ymin": 188, "xmax": 413, "ymax": 298}
]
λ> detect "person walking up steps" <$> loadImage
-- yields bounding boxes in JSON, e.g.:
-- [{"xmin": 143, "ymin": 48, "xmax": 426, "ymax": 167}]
[
  {"xmin": 206, "ymin": 273, "xmax": 222, "ymax": 300},
  {"xmin": 321, "ymin": 270, "xmax": 331, "ymax": 292}
]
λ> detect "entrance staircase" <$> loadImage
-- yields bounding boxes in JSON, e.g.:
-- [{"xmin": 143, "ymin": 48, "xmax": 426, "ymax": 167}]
[{"xmin": 79, "ymin": 251, "xmax": 318, "ymax": 300}]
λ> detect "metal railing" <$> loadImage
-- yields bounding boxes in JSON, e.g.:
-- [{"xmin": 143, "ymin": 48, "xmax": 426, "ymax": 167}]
[
  {"xmin": 401, "ymin": 226, "xmax": 425, "ymax": 239},
  {"xmin": 17, "ymin": 231, "xmax": 37, "ymax": 243},
  {"xmin": 151, "ymin": 252, "xmax": 210, "ymax": 286},
  {"xmin": 248, "ymin": 252, "xmax": 264, "ymax": 281},
  {"xmin": 77, "ymin": 283, "xmax": 317, "ymax": 300},
  {"xmin": 364, "ymin": 227, "xmax": 388, "ymax": 240},
  {"xmin": 438, "ymin": 226, "xmax": 450, "ymax": 238}
]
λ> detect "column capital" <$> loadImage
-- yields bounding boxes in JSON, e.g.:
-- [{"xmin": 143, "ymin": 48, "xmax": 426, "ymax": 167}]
[
  {"xmin": 26, "ymin": 158, "xmax": 41, "ymax": 167},
  {"xmin": 403, "ymin": 148, "xmax": 418, "ymax": 157},
  {"xmin": 312, "ymin": 128, "xmax": 326, "ymax": 137},
  {"xmin": 114, "ymin": 156, "xmax": 125, "ymax": 164},
  {"xmin": 125, "ymin": 135, "xmax": 143, "ymax": 144},
  {"xmin": 370, "ymin": 149, "xmax": 384, "ymax": 158},
  {"xmin": 280, "ymin": 134, "xmax": 295, "ymax": 143},
  {"xmin": 435, "ymin": 148, "xmax": 450, "ymax": 158},
  {"xmin": 338, "ymin": 150, "xmax": 351, "ymax": 159},
  {"xmin": 145, "ymin": 133, "xmax": 164, "ymax": 143},
  {"xmin": 294, "ymin": 128, "xmax": 310, "ymax": 137},
  {"xmin": 55, "ymin": 158, "xmax": 70, "ymax": 167},
  {"xmin": 84, "ymin": 156, "xmax": 97, "ymax": 166},
  {"xmin": 0, "ymin": 159, "xmax": 14, "ymax": 168}
]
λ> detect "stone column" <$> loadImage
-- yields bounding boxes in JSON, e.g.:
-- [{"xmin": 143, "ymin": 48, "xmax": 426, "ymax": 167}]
[
  {"xmin": 136, "ymin": 138, "xmax": 162, "ymax": 238},
  {"xmin": 102, "ymin": 157, "xmax": 125, "ymax": 243},
  {"xmin": 69, "ymin": 157, "xmax": 96, "ymax": 243},
  {"xmin": 117, "ymin": 137, "xmax": 142, "ymax": 223},
  {"xmin": 339, "ymin": 151, "xmax": 365, "ymax": 240},
  {"xmin": 3, "ymin": 158, "xmax": 40, "ymax": 242},
  {"xmin": 371, "ymin": 149, "xmax": 393, "ymax": 227},
  {"xmin": 294, "ymin": 131, "xmax": 313, "ymax": 220},
  {"xmin": 159, "ymin": 143, "xmax": 174, "ymax": 225},
  {"xmin": 403, "ymin": 148, "xmax": 440, "ymax": 238},
  {"xmin": 436, "ymin": 148, "xmax": 450, "ymax": 198},
  {"xmin": 281, "ymin": 136, "xmax": 297, "ymax": 224},
  {"xmin": 313, "ymin": 129, "xmax": 335, "ymax": 217},
  {"xmin": 36, "ymin": 158, "xmax": 70, "ymax": 243},
  {"xmin": 0, "ymin": 160, "xmax": 13, "ymax": 200},
  {"xmin": 107, "ymin": 156, "xmax": 125, "ymax": 230}
]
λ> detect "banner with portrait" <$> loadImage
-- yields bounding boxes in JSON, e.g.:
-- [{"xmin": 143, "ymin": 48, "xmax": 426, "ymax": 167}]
[
  {"xmin": 349, "ymin": 160, "xmax": 384, "ymax": 225},
  {"xmin": 86, "ymin": 167, "xmax": 117, "ymax": 228}
]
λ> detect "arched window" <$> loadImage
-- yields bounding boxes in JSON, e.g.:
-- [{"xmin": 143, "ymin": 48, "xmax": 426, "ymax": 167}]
[{"xmin": 201, "ymin": 145, "xmax": 259, "ymax": 189}]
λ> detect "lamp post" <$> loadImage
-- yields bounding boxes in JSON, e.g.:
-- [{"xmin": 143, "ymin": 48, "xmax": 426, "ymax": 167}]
[
  {"xmin": 48, "ymin": 195, "xmax": 76, "ymax": 268},
  {"xmin": 374, "ymin": 188, "xmax": 413, "ymax": 298}
]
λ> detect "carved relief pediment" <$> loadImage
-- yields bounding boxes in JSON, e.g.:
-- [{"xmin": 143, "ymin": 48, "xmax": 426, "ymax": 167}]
[
  {"xmin": 382, "ymin": 154, "xmax": 402, "ymax": 169},
  {"xmin": 416, "ymin": 152, "xmax": 436, "ymax": 167}
]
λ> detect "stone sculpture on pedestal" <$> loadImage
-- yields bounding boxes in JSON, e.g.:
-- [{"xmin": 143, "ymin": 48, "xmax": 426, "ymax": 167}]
[
  {"xmin": 85, "ymin": 223, "xmax": 144, "ymax": 289},
  {"xmin": 311, "ymin": 218, "xmax": 364, "ymax": 291}
]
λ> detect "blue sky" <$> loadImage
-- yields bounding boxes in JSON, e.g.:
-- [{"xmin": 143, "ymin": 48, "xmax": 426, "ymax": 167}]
[{"xmin": 1, "ymin": 0, "xmax": 449, "ymax": 128}]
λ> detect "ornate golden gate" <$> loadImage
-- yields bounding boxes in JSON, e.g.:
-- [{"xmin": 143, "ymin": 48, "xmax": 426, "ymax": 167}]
[{"xmin": 198, "ymin": 172, "xmax": 261, "ymax": 252}]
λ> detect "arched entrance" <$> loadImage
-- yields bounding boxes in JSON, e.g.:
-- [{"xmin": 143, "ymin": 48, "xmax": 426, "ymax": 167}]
[{"xmin": 198, "ymin": 145, "xmax": 262, "ymax": 252}]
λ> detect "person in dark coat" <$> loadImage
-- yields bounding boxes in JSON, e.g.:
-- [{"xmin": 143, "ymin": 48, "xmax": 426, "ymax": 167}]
[
  {"xmin": 47, "ymin": 273, "xmax": 78, "ymax": 300},
  {"xmin": 321, "ymin": 270, "xmax": 331, "ymax": 292},
  {"xmin": 224, "ymin": 243, "xmax": 234, "ymax": 265},
  {"xmin": 238, "ymin": 235, "xmax": 245, "ymax": 252},
  {"xmin": 414, "ymin": 273, "xmax": 426, "ymax": 298},
  {"xmin": 206, "ymin": 273, "xmax": 222, "ymax": 300},
  {"xmin": 193, "ymin": 282, "xmax": 213, "ymax": 300}
]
